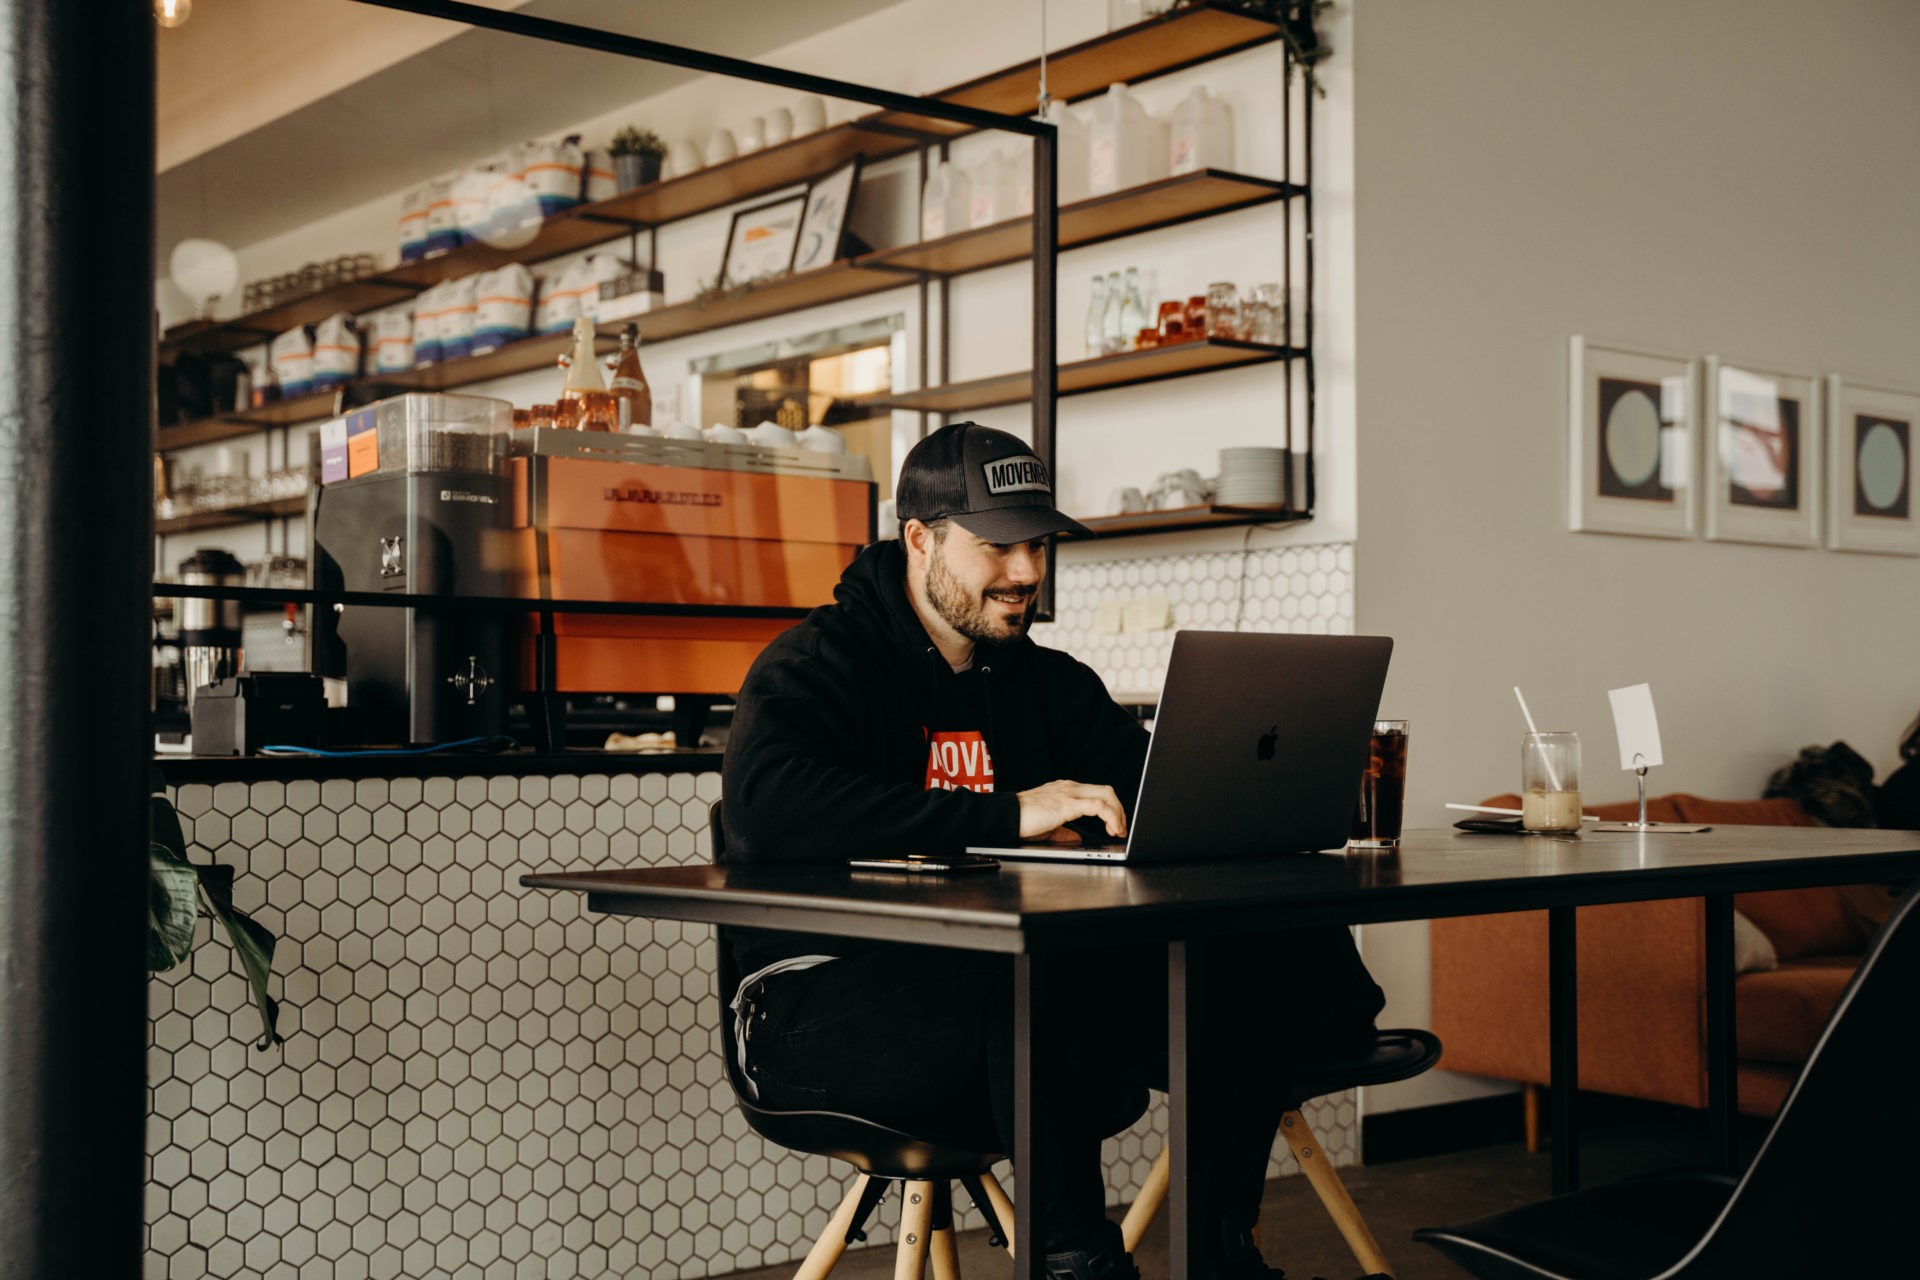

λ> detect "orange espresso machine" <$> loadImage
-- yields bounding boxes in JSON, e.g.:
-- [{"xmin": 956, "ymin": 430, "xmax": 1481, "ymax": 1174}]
[{"xmin": 506, "ymin": 430, "xmax": 873, "ymax": 743}]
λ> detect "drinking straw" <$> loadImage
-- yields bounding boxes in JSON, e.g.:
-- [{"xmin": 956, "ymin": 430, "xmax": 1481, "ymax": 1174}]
[{"xmin": 1513, "ymin": 686, "xmax": 1564, "ymax": 791}]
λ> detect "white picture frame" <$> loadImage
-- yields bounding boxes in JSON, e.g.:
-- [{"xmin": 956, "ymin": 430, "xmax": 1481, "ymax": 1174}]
[
  {"xmin": 790, "ymin": 157, "xmax": 863, "ymax": 274},
  {"xmin": 1568, "ymin": 336, "xmax": 1697, "ymax": 538},
  {"xmin": 1826, "ymin": 374, "xmax": 1920, "ymax": 556},
  {"xmin": 1701, "ymin": 356, "xmax": 1820, "ymax": 547},
  {"xmin": 717, "ymin": 193, "xmax": 805, "ymax": 285}
]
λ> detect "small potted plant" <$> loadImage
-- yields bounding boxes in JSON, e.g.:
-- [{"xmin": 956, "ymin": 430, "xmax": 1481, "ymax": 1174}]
[{"xmin": 609, "ymin": 127, "xmax": 669, "ymax": 191}]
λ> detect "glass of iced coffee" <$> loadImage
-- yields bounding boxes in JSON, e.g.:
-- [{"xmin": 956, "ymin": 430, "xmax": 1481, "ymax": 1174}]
[
  {"xmin": 1521, "ymin": 731, "xmax": 1582, "ymax": 833},
  {"xmin": 1349, "ymin": 720, "xmax": 1410, "ymax": 848}
]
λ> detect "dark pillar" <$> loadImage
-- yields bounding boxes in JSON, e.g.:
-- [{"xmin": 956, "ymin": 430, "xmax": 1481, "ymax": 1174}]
[{"xmin": 0, "ymin": 2, "xmax": 155, "ymax": 1276}]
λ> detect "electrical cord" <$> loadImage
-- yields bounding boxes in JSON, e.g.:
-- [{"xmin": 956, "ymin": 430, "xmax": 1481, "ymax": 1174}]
[{"xmin": 259, "ymin": 735, "xmax": 519, "ymax": 758}]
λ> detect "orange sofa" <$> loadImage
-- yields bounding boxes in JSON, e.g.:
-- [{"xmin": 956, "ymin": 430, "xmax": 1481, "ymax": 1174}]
[{"xmin": 1430, "ymin": 794, "xmax": 1879, "ymax": 1120}]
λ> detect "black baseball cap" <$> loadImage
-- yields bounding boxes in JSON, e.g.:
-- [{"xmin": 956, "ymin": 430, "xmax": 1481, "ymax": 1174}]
[{"xmin": 893, "ymin": 422, "xmax": 1091, "ymax": 543}]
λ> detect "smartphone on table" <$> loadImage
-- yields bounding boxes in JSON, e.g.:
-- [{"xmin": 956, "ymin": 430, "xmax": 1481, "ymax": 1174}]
[{"xmin": 847, "ymin": 854, "xmax": 1001, "ymax": 873}]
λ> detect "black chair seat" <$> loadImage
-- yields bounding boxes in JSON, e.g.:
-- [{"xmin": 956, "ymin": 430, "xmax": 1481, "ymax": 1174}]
[
  {"xmin": 1286, "ymin": 1027, "xmax": 1442, "ymax": 1108},
  {"xmin": 1414, "ymin": 1171, "xmax": 1737, "ymax": 1280}
]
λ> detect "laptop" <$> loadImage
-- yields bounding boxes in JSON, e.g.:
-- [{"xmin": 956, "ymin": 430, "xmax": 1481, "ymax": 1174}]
[{"xmin": 969, "ymin": 631, "xmax": 1394, "ymax": 864}]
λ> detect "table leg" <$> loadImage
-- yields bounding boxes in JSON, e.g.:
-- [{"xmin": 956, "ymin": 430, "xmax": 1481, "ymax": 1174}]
[
  {"xmin": 1548, "ymin": 906, "xmax": 1579, "ymax": 1194},
  {"xmin": 1168, "ymin": 939, "xmax": 1211, "ymax": 1280},
  {"xmin": 1703, "ymin": 893, "xmax": 1739, "ymax": 1170},
  {"xmin": 1013, "ymin": 953, "xmax": 1050, "ymax": 1280}
]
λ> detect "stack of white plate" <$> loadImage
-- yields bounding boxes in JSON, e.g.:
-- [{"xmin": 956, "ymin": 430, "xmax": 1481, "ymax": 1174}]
[{"xmin": 1215, "ymin": 447, "xmax": 1288, "ymax": 507}]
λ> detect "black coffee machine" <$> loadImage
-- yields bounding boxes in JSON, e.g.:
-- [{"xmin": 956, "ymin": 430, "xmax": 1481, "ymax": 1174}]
[{"xmin": 309, "ymin": 394, "xmax": 512, "ymax": 745}]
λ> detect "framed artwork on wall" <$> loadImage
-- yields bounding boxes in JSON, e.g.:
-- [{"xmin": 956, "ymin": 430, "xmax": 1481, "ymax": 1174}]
[
  {"xmin": 1826, "ymin": 375, "xmax": 1920, "ymax": 556},
  {"xmin": 1701, "ymin": 357, "xmax": 1820, "ymax": 547},
  {"xmin": 718, "ymin": 193, "xmax": 806, "ymax": 285},
  {"xmin": 1568, "ymin": 336, "xmax": 1697, "ymax": 538},
  {"xmin": 789, "ymin": 157, "xmax": 864, "ymax": 274}
]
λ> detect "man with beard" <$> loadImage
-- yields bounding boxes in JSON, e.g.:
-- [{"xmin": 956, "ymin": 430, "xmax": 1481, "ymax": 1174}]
[{"xmin": 720, "ymin": 423, "xmax": 1383, "ymax": 1280}]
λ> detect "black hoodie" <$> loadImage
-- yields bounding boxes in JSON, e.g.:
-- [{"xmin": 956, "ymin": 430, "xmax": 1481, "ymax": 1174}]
[{"xmin": 720, "ymin": 539, "xmax": 1150, "ymax": 974}]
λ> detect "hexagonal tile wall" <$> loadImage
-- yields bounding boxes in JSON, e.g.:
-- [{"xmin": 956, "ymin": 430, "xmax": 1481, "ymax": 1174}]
[
  {"xmin": 152, "ymin": 765, "xmax": 1358, "ymax": 1279},
  {"xmin": 1033, "ymin": 541, "xmax": 1356, "ymax": 699}
]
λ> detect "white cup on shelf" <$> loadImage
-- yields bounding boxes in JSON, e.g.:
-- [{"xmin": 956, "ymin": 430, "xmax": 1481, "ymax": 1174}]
[
  {"xmin": 704, "ymin": 424, "xmax": 747, "ymax": 445},
  {"xmin": 765, "ymin": 107, "xmax": 794, "ymax": 146},
  {"xmin": 706, "ymin": 128, "xmax": 738, "ymax": 163},
  {"xmin": 737, "ymin": 117, "xmax": 766, "ymax": 154},
  {"xmin": 793, "ymin": 97, "xmax": 827, "ymax": 135}
]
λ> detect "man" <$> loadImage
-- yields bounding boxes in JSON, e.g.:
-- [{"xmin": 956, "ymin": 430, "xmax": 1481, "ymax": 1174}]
[{"xmin": 722, "ymin": 423, "xmax": 1383, "ymax": 1280}]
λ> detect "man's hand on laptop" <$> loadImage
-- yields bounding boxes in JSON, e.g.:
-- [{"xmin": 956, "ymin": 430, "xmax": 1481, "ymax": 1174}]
[{"xmin": 1016, "ymin": 780, "xmax": 1127, "ymax": 842}]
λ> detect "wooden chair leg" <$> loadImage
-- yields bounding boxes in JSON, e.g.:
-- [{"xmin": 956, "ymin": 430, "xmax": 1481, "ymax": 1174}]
[
  {"xmin": 894, "ymin": 1180, "xmax": 935, "ymax": 1280},
  {"xmin": 977, "ymin": 1171, "xmax": 1017, "ymax": 1260},
  {"xmin": 1280, "ymin": 1108, "xmax": 1394, "ymax": 1278},
  {"xmin": 1523, "ymin": 1083, "xmax": 1544, "ymax": 1154},
  {"xmin": 795, "ymin": 1175, "xmax": 871, "ymax": 1280},
  {"xmin": 1120, "ymin": 1146, "xmax": 1171, "ymax": 1252},
  {"xmin": 928, "ymin": 1182, "xmax": 963, "ymax": 1280}
]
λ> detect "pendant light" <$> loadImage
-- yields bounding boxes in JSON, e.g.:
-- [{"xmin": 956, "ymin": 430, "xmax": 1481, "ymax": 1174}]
[{"xmin": 155, "ymin": 0, "xmax": 191, "ymax": 29}]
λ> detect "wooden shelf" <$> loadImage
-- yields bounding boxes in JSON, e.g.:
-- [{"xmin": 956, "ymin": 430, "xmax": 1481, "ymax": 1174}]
[
  {"xmin": 591, "ymin": 121, "xmax": 921, "ymax": 227},
  {"xmin": 155, "ymin": 495, "xmax": 306, "ymax": 536},
  {"xmin": 160, "ymin": 277, "xmax": 423, "ymax": 358},
  {"xmin": 157, "ymin": 414, "xmax": 262, "ymax": 450},
  {"xmin": 875, "ymin": 3, "xmax": 1281, "ymax": 135},
  {"xmin": 373, "ymin": 331, "xmax": 615, "ymax": 394},
  {"xmin": 625, "ymin": 262, "xmax": 914, "ymax": 344},
  {"xmin": 865, "ymin": 170, "xmax": 1292, "ymax": 276},
  {"xmin": 232, "ymin": 390, "xmax": 338, "ymax": 429},
  {"xmin": 1070, "ymin": 502, "xmax": 1306, "ymax": 539},
  {"xmin": 876, "ymin": 338, "xmax": 1297, "ymax": 414}
]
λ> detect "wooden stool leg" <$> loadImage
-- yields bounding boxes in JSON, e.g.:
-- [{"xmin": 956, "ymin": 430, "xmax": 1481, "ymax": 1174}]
[
  {"xmin": 1523, "ymin": 1083, "xmax": 1544, "ymax": 1154},
  {"xmin": 977, "ymin": 1171, "xmax": 1016, "ymax": 1259},
  {"xmin": 794, "ymin": 1175, "xmax": 871, "ymax": 1280},
  {"xmin": 1280, "ymin": 1109, "xmax": 1394, "ymax": 1278},
  {"xmin": 929, "ymin": 1182, "xmax": 963, "ymax": 1280},
  {"xmin": 894, "ymin": 1180, "xmax": 935, "ymax": 1280},
  {"xmin": 1120, "ymin": 1146, "xmax": 1171, "ymax": 1252}
]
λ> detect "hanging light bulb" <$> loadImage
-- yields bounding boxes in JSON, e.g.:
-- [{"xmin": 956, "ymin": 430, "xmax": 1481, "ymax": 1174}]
[{"xmin": 155, "ymin": 0, "xmax": 192, "ymax": 29}]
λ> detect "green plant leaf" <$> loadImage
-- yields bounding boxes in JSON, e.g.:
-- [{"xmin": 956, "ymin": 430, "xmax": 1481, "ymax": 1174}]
[
  {"xmin": 197, "ymin": 864, "xmax": 284, "ymax": 1049},
  {"xmin": 149, "ymin": 841, "xmax": 200, "ymax": 973}
]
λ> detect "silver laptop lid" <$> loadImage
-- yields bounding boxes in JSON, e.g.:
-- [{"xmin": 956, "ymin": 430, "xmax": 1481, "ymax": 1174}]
[{"xmin": 1118, "ymin": 631, "xmax": 1394, "ymax": 862}]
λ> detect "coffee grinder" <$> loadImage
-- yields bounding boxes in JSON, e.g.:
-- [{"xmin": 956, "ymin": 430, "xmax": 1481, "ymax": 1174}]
[
  {"xmin": 310, "ymin": 393, "xmax": 512, "ymax": 745},
  {"xmin": 177, "ymin": 548, "xmax": 246, "ymax": 710}
]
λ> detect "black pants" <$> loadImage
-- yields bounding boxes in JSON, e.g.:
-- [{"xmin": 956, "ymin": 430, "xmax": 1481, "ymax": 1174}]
[{"xmin": 738, "ymin": 927, "xmax": 1385, "ymax": 1256}]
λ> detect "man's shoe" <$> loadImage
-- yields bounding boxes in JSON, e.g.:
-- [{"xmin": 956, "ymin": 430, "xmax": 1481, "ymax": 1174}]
[{"xmin": 1043, "ymin": 1220, "xmax": 1140, "ymax": 1280}]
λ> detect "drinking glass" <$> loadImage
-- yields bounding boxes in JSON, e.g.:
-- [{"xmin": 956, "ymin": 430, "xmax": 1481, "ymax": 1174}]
[
  {"xmin": 1521, "ymin": 731, "xmax": 1583, "ymax": 833},
  {"xmin": 1252, "ymin": 282, "xmax": 1285, "ymax": 344},
  {"xmin": 1349, "ymin": 720, "xmax": 1410, "ymax": 848},
  {"xmin": 1157, "ymin": 300, "xmax": 1186, "ymax": 342},
  {"xmin": 1205, "ymin": 281, "xmax": 1240, "ymax": 339}
]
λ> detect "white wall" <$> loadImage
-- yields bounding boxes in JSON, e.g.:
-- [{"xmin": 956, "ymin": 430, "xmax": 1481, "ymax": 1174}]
[{"xmin": 1351, "ymin": 0, "xmax": 1920, "ymax": 1112}]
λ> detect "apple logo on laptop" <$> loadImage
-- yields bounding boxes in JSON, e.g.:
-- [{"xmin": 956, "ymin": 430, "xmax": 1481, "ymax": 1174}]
[{"xmin": 1256, "ymin": 725, "xmax": 1277, "ymax": 761}]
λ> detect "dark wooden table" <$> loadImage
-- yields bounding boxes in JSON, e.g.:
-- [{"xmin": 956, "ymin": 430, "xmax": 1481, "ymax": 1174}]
[{"xmin": 525, "ymin": 825, "xmax": 1920, "ymax": 1280}]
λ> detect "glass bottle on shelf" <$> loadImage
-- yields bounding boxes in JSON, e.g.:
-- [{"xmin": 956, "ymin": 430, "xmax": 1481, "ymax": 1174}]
[
  {"xmin": 1119, "ymin": 268, "xmax": 1147, "ymax": 351},
  {"xmin": 1085, "ymin": 274, "xmax": 1108, "ymax": 359},
  {"xmin": 607, "ymin": 324, "xmax": 652, "ymax": 431},
  {"xmin": 1100, "ymin": 270, "xmax": 1124, "ymax": 356},
  {"xmin": 556, "ymin": 315, "xmax": 605, "ymax": 410}
]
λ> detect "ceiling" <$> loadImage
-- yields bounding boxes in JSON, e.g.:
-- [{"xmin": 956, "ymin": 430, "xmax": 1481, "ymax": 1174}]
[{"xmin": 156, "ymin": 0, "xmax": 906, "ymax": 254}]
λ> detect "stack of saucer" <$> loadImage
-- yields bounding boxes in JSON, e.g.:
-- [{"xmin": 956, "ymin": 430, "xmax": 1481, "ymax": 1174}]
[{"xmin": 1215, "ymin": 447, "xmax": 1288, "ymax": 507}]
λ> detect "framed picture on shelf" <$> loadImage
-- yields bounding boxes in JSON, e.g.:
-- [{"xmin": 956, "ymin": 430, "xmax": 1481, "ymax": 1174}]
[
  {"xmin": 790, "ymin": 157, "xmax": 864, "ymax": 274},
  {"xmin": 1701, "ymin": 356, "xmax": 1820, "ymax": 547},
  {"xmin": 1568, "ymin": 336, "xmax": 1697, "ymax": 538},
  {"xmin": 718, "ymin": 193, "xmax": 806, "ymax": 285},
  {"xmin": 1826, "ymin": 374, "xmax": 1920, "ymax": 555}
]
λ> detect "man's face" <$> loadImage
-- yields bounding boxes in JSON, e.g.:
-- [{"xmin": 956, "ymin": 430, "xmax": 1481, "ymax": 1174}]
[{"xmin": 921, "ymin": 522, "xmax": 1047, "ymax": 647}]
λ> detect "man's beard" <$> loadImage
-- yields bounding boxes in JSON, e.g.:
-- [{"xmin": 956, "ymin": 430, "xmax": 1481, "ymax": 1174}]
[{"xmin": 926, "ymin": 544, "xmax": 1038, "ymax": 648}]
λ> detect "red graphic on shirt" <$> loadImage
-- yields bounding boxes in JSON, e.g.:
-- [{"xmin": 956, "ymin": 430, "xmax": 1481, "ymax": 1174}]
[{"xmin": 925, "ymin": 731, "xmax": 995, "ymax": 793}]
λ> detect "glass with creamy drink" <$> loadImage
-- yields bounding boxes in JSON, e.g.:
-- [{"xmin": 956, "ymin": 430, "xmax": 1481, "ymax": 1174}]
[{"xmin": 1521, "ymin": 731, "xmax": 1583, "ymax": 833}]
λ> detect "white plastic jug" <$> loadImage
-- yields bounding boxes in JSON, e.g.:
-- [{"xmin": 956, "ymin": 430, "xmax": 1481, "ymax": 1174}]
[
  {"xmin": 968, "ymin": 151, "xmax": 1020, "ymax": 229},
  {"xmin": 1043, "ymin": 100, "xmax": 1092, "ymax": 206},
  {"xmin": 921, "ymin": 159, "xmax": 973, "ymax": 240},
  {"xmin": 1086, "ymin": 82, "xmax": 1169, "ymax": 195},
  {"xmin": 1170, "ymin": 86, "xmax": 1234, "ymax": 175}
]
